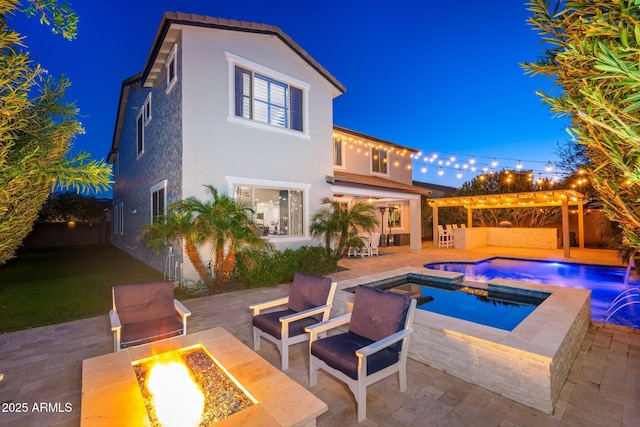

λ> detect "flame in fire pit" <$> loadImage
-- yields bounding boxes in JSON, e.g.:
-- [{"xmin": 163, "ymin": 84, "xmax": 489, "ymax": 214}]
[{"xmin": 147, "ymin": 360, "xmax": 204, "ymax": 427}]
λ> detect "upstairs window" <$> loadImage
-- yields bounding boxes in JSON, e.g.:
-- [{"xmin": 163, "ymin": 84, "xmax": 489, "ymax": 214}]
[
  {"xmin": 372, "ymin": 147, "xmax": 388, "ymax": 174},
  {"xmin": 166, "ymin": 43, "xmax": 178, "ymax": 93},
  {"xmin": 333, "ymin": 137, "xmax": 344, "ymax": 167},
  {"xmin": 144, "ymin": 93, "xmax": 152, "ymax": 125},
  {"xmin": 234, "ymin": 66, "xmax": 303, "ymax": 131},
  {"xmin": 136, "ymin": 110, "xmax": 144, "ymax": 158}
]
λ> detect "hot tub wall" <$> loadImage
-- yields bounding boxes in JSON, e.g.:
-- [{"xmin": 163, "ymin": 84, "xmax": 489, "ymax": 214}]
[
  {"xmin": 331, "ymin": 269, "xmax": 591, "ymax": 415},
  {"xmin": 407, "ymin": 295, "xmax": 589, "ymax": 415}
]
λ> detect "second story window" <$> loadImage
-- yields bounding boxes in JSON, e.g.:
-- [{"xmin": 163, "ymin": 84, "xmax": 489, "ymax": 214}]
[
  {"xmin": 234, "ymin": 65, "xmax": 303, "ymax": 131},
  {"xmin": 333, "ymin": 137, "xmax": 344, "ymax": 167},
  {"xmin": 136, "ymin": 110, "xmax": 144, "ymax": 158},
  {"xmin": 166, "ymin": 43, "xmax": 178, "ymax": 93},
  {"xmin": 372, "ymin": 147, "xmax": 388, "ymax": 174}
]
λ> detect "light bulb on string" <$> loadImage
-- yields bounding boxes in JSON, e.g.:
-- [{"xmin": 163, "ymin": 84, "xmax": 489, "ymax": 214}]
[
  {"xmin": 456, "ymin": 170, "xmax": 462, "ymax": 179},
  {"xmin": 516, "ymin": 160, "xmax": 523, "ymax": 170},
  {"xmin": 438, "ymin": 168, "xmax": 444, "ymax": 176},
  {"xmin": 469, "ymin": 156, "xmax": 476, "ymax": 165},
  {"xmin": 421, "ymin": 165, "xmax": 427, "ymax": 173},
  {"xmin": 492, "ymin": 158, "xmax": 498, "ymax": 167},
  {"xmin": 546, "ymin": 161, "xmax": 552, "ymax": 172}
]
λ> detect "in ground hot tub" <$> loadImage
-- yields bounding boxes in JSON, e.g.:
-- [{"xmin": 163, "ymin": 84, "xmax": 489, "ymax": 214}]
[{"xmin": 334, "ymin": 267, "xmax": 590, "ymax": 414}]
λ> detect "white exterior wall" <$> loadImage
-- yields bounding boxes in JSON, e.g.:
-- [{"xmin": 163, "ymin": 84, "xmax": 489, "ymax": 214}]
[
  {"xmin": 337, "ymin": 136, "xmax": 414, "ymax": 185},
  {"xmin": 179, "ymin": 26, "xmax": 339, "ymax": 279}
]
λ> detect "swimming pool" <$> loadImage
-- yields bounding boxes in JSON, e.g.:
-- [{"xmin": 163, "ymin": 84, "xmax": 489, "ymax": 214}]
[
  {"xmin": 346, "ymin": 274, "xmax": 548, "ymax": 331},
  {"xmin": 425, "ymin": 257, "xmax": 640, "ymax": 329}
]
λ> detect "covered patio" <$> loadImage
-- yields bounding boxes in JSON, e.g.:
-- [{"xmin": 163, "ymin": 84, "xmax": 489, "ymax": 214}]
[
  {"xmin": 430, "ymin": 189, "xmax": 586, "ymax": 257},
  {"xmin": 1, "ymin": 243, "xmax": 637, "ymax": 426}
]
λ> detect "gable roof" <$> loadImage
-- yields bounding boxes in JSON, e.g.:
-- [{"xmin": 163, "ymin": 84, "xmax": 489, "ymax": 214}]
[
  {"xmin": 108, "ymin": 12, "xmax": 346, "ymax": 162},
  {"xmin": 144, "ymin": 12, "xmax": 346, "ymax": 93}
]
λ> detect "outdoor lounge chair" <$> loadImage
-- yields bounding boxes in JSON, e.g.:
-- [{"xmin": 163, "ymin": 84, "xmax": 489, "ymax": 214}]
[
  {"xmin": 109, "ymin": 281, "xmax": 191, "ymax": 352},
  {"xmin": 306, "ymin": 285, "xmax": 417, "ymax": 422},
  {"xmin": 250, "ymin": 273, "xmax": 337, "ymax": 370}
]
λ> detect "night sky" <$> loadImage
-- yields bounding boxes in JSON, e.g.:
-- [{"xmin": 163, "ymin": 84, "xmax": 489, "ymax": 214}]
[{"xmin": 10, "ymin": 0, "xmax": 569, "ymax": 194}]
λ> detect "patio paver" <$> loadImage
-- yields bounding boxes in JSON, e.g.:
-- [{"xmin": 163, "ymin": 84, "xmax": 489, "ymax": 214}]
[{"xmin": 0, "ymin": 243, "xmax": 638, "ymax": 426}]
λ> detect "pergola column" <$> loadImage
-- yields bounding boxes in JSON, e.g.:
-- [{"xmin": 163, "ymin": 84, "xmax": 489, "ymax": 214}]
[
  {"xmin": 432, "ymin": 204, "xmax": 438, "ymax": 248},
  {"xmin": 409, "ymin": 197, "xmax": 421, "ymax": 252},
  {"xmin": 562, "ymin": 195, "xmax": 570, "ymax": 257},
  {"xmin": 578, "ymin": 202, "xmax": 585, "ymax": 249}
]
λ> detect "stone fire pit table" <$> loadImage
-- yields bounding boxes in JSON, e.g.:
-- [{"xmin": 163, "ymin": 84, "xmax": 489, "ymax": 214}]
[{"xmin": 81, "ymin": 327, "xmax": 327, "ymax": 426}]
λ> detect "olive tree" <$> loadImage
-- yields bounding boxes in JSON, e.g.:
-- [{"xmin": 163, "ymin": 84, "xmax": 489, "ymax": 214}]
[
  {"xmin": 521, "ymin": 0, "xmax": 640, "ymax": 253},
  {"xmin": 0, "ymin": 0, "xmax": 111, "ymax": 264}
]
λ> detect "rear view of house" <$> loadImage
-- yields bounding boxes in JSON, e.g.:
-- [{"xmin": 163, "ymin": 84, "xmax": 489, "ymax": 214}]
[{"xmin": 107, "ymin": 12, "xmax": 346, "ymax": 279}]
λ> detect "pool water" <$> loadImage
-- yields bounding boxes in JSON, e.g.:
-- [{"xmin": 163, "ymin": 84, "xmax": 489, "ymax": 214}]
[
  {"xmin": 425, "ymin": 257, "xmax": 640, "ymax": 329},
  {"xmin": 387, "ymin": 282, "xmax": 545, "ymax": 331}
]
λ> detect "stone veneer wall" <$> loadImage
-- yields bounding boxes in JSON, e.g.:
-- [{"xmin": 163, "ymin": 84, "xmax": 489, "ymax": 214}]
[
  {"xmin": 407, "ymin": 298, "xmax": 589, "ymax": 414},
  {"xmin": 454, "ymin": 227, "xmax": 557, "ymax": 250},
  {"xmin": 331, "ymin": 268, "xmax": 591, "ymax": 415}
]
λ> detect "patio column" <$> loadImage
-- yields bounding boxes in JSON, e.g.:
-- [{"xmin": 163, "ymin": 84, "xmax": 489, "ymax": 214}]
[
  {"xmin": 432, "ymin": 204, "xmax": 439, "ymax": 248},
  {"xmin": 578, "ymin": 201, "xmax": 585, "ymax": 249},
  {"xmin": 467, "ymin": 207, "xmax": 472, "ymax": 228},
  {"xmin": 410, "ymin": 197, "xmax": 421, "ymax": 252},
  {"xmin": 562, "ymin": 195, "xmax": 570, "ymax": 257}
]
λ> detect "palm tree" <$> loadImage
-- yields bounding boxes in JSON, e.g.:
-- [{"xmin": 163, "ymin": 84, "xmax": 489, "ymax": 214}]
[
  {"xmin": 141, "ymin": 185, "xmax": 272, "ymax": 291},
  {"xmin": 310, "ymin": 197, "xmax": 379, "ymax": 258}
]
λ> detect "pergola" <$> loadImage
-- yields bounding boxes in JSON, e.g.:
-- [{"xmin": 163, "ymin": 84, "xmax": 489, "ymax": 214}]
[{"xmin": 429, "ymin": 189, "xmax": 586, "ymax": 257}]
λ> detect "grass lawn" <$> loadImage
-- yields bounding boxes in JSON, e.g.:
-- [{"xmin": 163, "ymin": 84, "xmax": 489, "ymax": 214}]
[{"xmin": 0, "ymin": 245, "xmax": 174, "ymax": 334}]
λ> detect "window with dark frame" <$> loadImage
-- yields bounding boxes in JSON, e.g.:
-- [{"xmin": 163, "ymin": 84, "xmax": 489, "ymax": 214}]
[
  {"xmin": 234, "ymin": 65, "xmax": 303, "ymax": 131},
  {"xmin": 151, "ymin": 187, "xmax": 165, "ymax": 223},
  {"xmin": 136, "ymin": 112, "xmax": 144, "ymax": 157}
]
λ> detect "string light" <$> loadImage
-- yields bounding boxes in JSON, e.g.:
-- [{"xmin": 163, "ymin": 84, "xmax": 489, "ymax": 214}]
[{"xmin": 332, "ymin": 131, "xmax": 581, "ymax": 186}]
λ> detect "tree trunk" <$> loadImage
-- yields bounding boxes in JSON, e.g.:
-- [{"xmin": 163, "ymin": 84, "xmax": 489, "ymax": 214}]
[
  {"xmin": 217, "ymin": 249, "xmax": 236, "ymax": 287},
  {"xmin": 184, "ymin": 241, "xmax": 215, "ymax": 290}
]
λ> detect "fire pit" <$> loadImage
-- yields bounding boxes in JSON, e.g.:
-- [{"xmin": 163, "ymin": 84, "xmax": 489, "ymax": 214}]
[
  {"xmin": 81, "ymin": 327, "xmax": 327, "ymax": 426},
  {"xmin": 133, "ymin": 345, "xmax": 254, "ymax": 426}
]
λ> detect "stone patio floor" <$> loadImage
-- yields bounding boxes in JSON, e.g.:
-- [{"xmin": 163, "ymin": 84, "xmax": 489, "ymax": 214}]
[{"xmin": 0, "ymin": 243, "xmax": 639, "ymax": 426}]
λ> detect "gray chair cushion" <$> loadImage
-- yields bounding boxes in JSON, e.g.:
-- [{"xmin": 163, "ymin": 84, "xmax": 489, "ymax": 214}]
[
  {"xmin": 287, "ymin": 273, "xmax": 332, "ymax": 320},
  {"xmin": 348, "ymin": 285, "xmax": 411, "ymax": 351},
  {"xmin": 311, "ymin": 331, "xmax": 399, "ymax": 380},
  {"xmin": 253, "ymin": 309, "xmax": 319, "ymax": 339}
]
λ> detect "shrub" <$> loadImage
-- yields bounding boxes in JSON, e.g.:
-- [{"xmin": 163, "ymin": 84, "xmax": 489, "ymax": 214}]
[{"xmin": 234, "ymin": 246, "xmax": 340, "ymax": 288}]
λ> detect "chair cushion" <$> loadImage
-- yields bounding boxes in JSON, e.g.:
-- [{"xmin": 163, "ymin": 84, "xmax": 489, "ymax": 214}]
[
  {"xmin": 114, "ymin": 282, "xmax": 176, "ymax": 325},
  {"xmin": 120, "ymin": 316, "xmax": 184, "ymax": 348},
  {"xmin": 311, "ymin": 331, "xmax": 399, "ymax": 380},
  {"xmin": 287, "ymin": 273, "xmax": 332, "ymax": 320},
  {"xmin": 253, "ymin": 309, "xmax": 318, "ymax": 339},
  {"xmin": 349, "ymin": 285, "xmax": 411, "ymax": 351}
]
